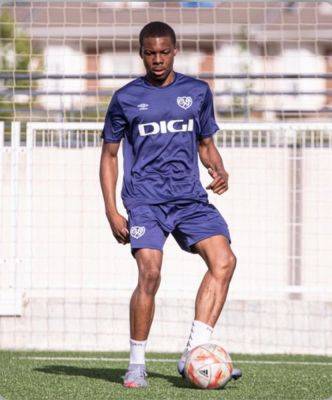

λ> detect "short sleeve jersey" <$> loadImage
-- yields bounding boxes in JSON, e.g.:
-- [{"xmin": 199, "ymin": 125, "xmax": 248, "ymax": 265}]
[{"xmin": 101, "ymin": 72, "xmax": 219, "ymax": 210}]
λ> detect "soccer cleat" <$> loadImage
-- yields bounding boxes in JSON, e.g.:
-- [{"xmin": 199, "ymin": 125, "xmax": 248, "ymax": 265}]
[
  {"xmin": 231, "ymin": 368, "xmax": 242, "ymax": 380},
  {"xmin": 123, "ymin": 363, "xmax": 148, "ymax": 388},
  {"xmin": 177, "ymin": 349, "xmax": 189, "ymax": 377}
]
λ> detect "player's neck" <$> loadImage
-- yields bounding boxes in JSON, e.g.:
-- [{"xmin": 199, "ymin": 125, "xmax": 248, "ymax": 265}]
[{"xmin": 144, "ymin": 70, "xmax": 175, "ymax": 88}]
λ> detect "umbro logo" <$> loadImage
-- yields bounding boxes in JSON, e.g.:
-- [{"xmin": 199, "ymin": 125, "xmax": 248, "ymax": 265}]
[
  {"xmin": 177, "ymin": 96, "xmax": 192, "ymax": 110},
  {"xmin": 130, "ymin": 226, "xmax": 145, "ymax": 239},
  {"xmin": 138, "ymin": 103, "xmax": 149, "ymax": 111}
]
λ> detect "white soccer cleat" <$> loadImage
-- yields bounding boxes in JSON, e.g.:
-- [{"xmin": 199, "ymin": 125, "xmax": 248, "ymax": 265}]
[
  {"xmin": 123, "ymin": 363, "xmax": 148, "ymax": 388},
  {"xmin": 177, "ymin": 349, "xmax": 189, "ymax": 377}
]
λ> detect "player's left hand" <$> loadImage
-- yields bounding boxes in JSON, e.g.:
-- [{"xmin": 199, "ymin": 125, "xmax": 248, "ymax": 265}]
[{"xmin": 206, "ymin": 167, "xmax": 229, "ymax": 195}]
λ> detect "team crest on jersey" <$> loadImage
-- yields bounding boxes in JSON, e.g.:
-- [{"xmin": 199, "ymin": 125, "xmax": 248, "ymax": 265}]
[
  {"xmin": 130, "ymin": 226, "xmax": 146, "ymax": 239},
  {"xmin": 177, "ymin": 96, "xmax": 192, "ymax": 110}
]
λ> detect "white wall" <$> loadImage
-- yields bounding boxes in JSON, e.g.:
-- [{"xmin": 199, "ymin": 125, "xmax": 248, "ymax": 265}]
[
  {"xmin": 1, "ymin": 132, "xmax": 331, "ymax": 353},
  {"xmin": 271, "ymin": 48, "xmax": 326, "ymax": 111},
  {"xmin": 39, "ymin": 46, "xmax": 86, "ymax": 111},
  {"xmin": 214, "ymin": 44, "xmax": 264, "ymax": 111},
  {"xmin": 99, "ymin": 52, "xmax": 144, "ymax": 90}
]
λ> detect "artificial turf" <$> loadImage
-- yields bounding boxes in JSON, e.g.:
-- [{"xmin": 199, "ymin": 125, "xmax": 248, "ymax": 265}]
[{"xmin": 0, "ymin": 351, "xmax": 331, "ymax": 400}]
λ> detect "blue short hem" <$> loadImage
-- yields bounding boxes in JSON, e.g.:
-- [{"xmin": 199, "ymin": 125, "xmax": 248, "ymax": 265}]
[
  {"xmin": 187, "ymin": 232, "xmax": 231, "ymax": 254},
  {"xmin": 131, "ymin": 246, "xmax": 164, "ymax": 258}
]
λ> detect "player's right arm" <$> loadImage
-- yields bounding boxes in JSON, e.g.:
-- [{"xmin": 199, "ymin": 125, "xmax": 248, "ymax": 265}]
[
  {"xmin": 99, "ymin": 91, "xmax": 129, "ymax": 245},
  {"xmin": 99, "ymin": 141, "xmax": 129, "ymax": 245}
]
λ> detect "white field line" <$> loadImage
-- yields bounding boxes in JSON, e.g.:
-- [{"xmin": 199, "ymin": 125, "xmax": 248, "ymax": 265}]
[{"xmin": 17, "ymin": 356, "xmax": 332, "ymax": 366}]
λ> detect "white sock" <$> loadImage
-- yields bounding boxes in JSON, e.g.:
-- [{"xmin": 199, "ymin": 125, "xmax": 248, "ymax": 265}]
[
  {"xmin": 129, "ymin": 338, "xmax": 147, "ymax": 365},
  {"xmin": 184, "ymin": 320, "xmax": 213, "ymax": 353}
]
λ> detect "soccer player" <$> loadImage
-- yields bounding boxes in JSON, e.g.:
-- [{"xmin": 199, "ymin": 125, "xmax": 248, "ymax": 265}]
[{"xmin": 100, "ymin": 21, "xmax": 240, "ymax": 388}]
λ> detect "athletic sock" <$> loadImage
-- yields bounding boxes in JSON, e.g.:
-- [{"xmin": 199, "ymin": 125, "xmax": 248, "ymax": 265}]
[
  {"xmin": 129, "ymin": 338, "xmax": 147, "ymax": 365},
  {"xmin": 184, "ymin": 320, "xmax": 213, "ymax": 353}
]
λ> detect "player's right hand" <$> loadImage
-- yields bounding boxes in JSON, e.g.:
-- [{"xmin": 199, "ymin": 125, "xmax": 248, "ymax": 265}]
[{"xmin": 107, "ymin": 212, "xmax": 129, "ymax": 245}]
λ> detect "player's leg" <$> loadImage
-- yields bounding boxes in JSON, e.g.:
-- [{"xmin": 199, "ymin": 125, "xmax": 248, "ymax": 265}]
[
  {"xmin": 124, "ymin": 205, "xmax": 169, "ymax": 388},
  {"xmin": 171, "ymin": 202, "xmax": 237, "ymax": 375},
  {"xmin": 177, "ymin": 236, "xmax": 236, "ymax": 374},
  {"xmin": 124, "ymin": 248, "xmax": 163, "ymax": 388},
  {"xmin": 191, "ymin": 235, "xmax": 241, "ymax": 380},
  {"xmin": 193, "ymin": 234, "xmax": 236, "ymax": 327},
  {"xmin": 130, "ymin": 248, "xmax": 163, "ymax": 341},
  {"xmin": 173, "ymin": 203, "xmax": 235, "ymax": 332}
]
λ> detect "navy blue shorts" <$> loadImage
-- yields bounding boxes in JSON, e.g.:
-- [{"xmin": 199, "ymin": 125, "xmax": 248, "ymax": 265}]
[{"xmin": 127, "ymin": 202, "xmax": 231, "ymax": 257}]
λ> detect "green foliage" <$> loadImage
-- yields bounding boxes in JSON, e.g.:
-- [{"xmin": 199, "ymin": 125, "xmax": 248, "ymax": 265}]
[
  {"xmin": 0, "ymin": 9, "xmax": 32, "ymax": 121},
  {"xmin": 0, "ymin": 9, "xmax": 30, "ymax": 72}
]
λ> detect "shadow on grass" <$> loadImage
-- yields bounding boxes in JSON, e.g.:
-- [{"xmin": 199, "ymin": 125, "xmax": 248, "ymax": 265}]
[
  {"xmin": 34, "ymin": 365, "xmax": 191, "ymax": 389},
  {"xmin": 35, "ymin": 365, "xmax": 239, "ymax": 392}
]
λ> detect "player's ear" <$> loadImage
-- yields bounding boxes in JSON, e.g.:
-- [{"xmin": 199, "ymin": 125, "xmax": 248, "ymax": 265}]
[
  {"xmin": 173, "ymin": 47, "xmax": 178, "ymax": 57},
  {"xmin": 139, "ymin": 47, "xmax": 143, "ymax": 59}
]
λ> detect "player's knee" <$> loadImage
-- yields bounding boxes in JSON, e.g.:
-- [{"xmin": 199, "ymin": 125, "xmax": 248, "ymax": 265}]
[
  {"xmin": 229, "ymin": 253, "xmax": 237, "ymax": 273},
  {"xmin": 223, "ymin": 253, "xmax": 236, "ymax": 279},
  {"xmin": 139, "ymin": 267, "xmax": 161, "ymax": 295},
  {"xmin": 212, "ymin": 253, "xmax": 237, "ymax": 281}
]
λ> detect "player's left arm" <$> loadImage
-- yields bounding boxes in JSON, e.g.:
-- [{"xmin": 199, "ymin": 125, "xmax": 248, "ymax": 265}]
[{"xmin": 198, "ymin": 136, "xmax": 229, "ymax": 195}]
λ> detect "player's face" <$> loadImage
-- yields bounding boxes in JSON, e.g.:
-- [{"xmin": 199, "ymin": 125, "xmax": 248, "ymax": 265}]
[{"xmin": 141, "ymin": 36, "xmax": 177, "ymax": 84}]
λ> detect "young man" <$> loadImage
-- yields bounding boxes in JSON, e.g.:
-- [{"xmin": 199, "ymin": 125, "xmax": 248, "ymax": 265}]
[{"xmin": 100, "ymin": 21, "xmax": 240, "ymax": 388}]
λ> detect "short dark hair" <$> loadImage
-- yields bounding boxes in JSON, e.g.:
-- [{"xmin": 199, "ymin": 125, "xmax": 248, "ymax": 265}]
[{"xmin": 139, "ymin": 21, "xmax": 176, "ymax": 50}]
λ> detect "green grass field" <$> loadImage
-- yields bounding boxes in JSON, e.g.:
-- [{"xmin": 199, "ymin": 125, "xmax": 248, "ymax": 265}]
[{"xmin": 0, "ymin": 351, "xmax": 331, "ymax": 400}]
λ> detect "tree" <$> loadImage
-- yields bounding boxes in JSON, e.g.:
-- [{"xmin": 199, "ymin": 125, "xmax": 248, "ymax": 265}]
[{"xmin": 0, "ymin": 9, "xmax": 33, "ymax": 122}]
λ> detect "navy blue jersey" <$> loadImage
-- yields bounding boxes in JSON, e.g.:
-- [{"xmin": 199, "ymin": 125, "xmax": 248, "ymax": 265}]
[{"xmin": 101, "ymin": 72, "xmax": 219, "ymax": 210}]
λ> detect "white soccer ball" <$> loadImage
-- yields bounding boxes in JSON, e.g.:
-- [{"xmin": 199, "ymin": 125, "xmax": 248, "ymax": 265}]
[{"xmin": 184, "ymin": 343, "xmax": 233, "ymax": 389}]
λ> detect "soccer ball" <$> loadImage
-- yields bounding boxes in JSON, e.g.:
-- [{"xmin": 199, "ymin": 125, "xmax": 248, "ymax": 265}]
[{"xmin": 184, "ymin": 343, "xmax": 233, "ymax": 389}]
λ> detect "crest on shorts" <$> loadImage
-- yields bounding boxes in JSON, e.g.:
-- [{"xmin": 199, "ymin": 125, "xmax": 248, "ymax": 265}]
[
  {"xmin": 130, "ymin": 226, "xmax": 145, "ymax": 239},
  {"xmin": 177, "ymin": 96, "xmax": 193, "ymax": 110}
]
